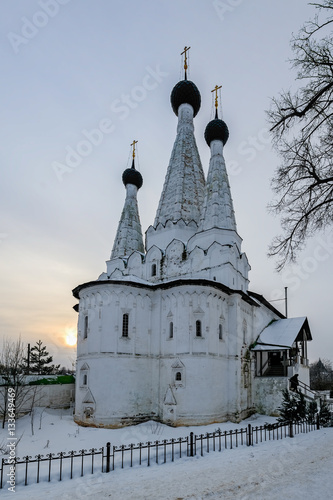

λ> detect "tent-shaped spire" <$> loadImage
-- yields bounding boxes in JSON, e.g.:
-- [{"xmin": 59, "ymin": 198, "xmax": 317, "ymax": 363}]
[
  {"xmin": 153, "ymin": 75, "xmax": 205, "ymax": 227},
  {"xmin": 199, "ymin": 99, "xmax": 237, "ymax": 232},
  {"xmin": 111, "ymin": 150, "xmax": 144, "ymax": 259}
]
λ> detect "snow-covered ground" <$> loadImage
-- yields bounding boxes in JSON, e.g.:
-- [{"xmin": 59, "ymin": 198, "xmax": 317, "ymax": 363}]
[{"xmin": 0, "ymin": 408, "xmax": 332, "ymax": 499}]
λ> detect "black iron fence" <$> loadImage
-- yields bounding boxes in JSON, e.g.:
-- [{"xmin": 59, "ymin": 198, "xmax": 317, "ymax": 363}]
[
  {"xmin": 108, "ymin": 419, "xmax": 317, "ymax": 472},
  {"xmin": 0, "ymin": 419, "xmax": 319, "ymax": 490},
  {"xmin": 0, "ymin": 447, "xmax": 104, "ymax": 489}
]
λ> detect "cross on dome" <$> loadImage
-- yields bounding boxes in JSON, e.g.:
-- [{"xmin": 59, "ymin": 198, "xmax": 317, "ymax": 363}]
[
  {"xmin": 131, "ymin": 139, "xmax": 138, "ymax": 159},
  {"xmin": 211, "ymin": 84, "xmax": 222, "ymax": 119},
  {"xmin": 122, "ymin": 141, "xmax": 143, "ymax": 189},
  {"xmin": 170, "ymin": 47, "xmax": 200, "ymax": 117},
  {"xmin": 181, "ymin": 46, "xmax": 190, "ymax": 80}
]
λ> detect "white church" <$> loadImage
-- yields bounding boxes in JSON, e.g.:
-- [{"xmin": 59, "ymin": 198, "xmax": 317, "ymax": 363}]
[{"xmin": 73, "ymin": 53, "xmax": 312, "ymax": 428}]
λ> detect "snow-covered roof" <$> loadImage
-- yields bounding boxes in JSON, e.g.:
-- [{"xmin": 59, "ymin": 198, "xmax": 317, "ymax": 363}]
[{"xmin": 252, "ymin": 317, "xmax": 312, "ymax": 351}]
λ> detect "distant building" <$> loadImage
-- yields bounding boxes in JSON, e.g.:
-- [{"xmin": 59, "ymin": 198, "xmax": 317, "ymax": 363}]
[{"xmin": 73, "ymin": 59, "xmax": 312, "ymax": 427}]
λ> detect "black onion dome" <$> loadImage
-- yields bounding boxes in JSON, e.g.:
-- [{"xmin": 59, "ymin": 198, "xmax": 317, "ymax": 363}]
[
  {"xmin": 170, "ymin": 80, "xmax": 201, "ymax": 117},
  {"xmin": 122, "ymin": 161, "xmax": 143, "ymax": 189},
  {"xmin": 204, "ymin": 118, "xmax": 229, "ymax": 146}
]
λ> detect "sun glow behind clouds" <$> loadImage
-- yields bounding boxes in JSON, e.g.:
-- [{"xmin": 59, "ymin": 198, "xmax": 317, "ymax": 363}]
[{"xmin": 65, "ymin": 327, "xmax": 77, "ymax": 347}]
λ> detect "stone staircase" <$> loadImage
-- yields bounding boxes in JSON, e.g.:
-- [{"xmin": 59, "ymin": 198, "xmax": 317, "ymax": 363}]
[{"xmin": 264, "ymin": 365, "xmax": 286, "ymax": 377}]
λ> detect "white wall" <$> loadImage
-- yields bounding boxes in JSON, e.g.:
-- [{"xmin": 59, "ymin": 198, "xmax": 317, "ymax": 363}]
[
  {"xmin": 74, "ymin": 280, "xmax": 280, "ymax": 427},
  {"xmin": 0, "ymin": 384, "xmax": 75, "ymax": 416},
  {"xmin": 253, "ymin": 377, "xmax": 288, "ymax": 416}
]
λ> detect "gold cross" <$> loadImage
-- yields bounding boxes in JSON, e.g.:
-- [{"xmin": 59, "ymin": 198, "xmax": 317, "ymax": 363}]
[
  {"xmin": 131, "ymin": 140, "xmax": 138, "ymax": 159},
  {"xmin": 211, "ymin": 84, "xmax": 222, "ymax": 109},
  {"xmin": 181, "ymin": 46, "xmax": 191, "ymax": 72}
]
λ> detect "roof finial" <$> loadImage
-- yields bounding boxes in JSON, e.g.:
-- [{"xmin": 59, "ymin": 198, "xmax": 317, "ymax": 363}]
[
  {"xmin": 131, "ymin": 140, "xmax": 138, "ymax": 159},
  {"xmin": 211, "ymin": 84, "xmax": 222, "ymax": 119},
  {"xmin": 130, "ymin": 139, "xmax": 138, "ymax": 167},
  {"xmin": 181, "ymin": 46, "xmax": 190, "ymax": 80}
]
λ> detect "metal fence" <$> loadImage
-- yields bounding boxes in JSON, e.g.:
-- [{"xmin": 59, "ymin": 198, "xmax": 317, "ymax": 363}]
[
  {"xmin": 0, "ymin": 447, "xmax": 104, "ymax": 489},
  {"xmin": 0, "ymin": 419, "xmax": 319, "ymax": 490},
  {"xmin": 109, "ymin": 420, "xmax": 317, "ymax": 471}
]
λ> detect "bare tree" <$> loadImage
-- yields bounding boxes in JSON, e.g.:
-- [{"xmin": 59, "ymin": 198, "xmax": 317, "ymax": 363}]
[
  {"xmin": 39, "ymin": 407, "xmax": 47, "ymax": 431},
  {"xmin": 267, "ymin": 1, "xmax": 333, "ymax": 270},
  {"xmin": 29, "ymin": 386, "xmax": 43, "ymax": 436},
  {"xmin": 0, "ymin": 338, "xmax": 28, "ymax": 428},
  {"xmin": 0, "ymin": 338, "xmax": 44, "ymax": 429}
]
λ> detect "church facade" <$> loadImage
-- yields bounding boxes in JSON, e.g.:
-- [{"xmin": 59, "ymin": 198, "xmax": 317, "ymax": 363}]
[{"xmin": 73, "ymin": 64, "xmax": 312, "ymax": 427}]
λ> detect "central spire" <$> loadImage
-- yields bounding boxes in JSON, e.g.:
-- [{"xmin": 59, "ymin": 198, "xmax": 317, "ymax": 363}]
[{"xmin": 153, "ymin": 50, "xmax": 205, "ymax": 229}]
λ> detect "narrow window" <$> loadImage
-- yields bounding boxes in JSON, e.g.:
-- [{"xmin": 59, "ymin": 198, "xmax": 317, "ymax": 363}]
[
  {"xmin": 83, "ymin": 316, "xmax": 88, "ymax": 339},
  {"xmin": 219, "ymin": 324, "xmax": 223, "ymax": 340},
  {"xmin": 83, "ymin": 374, "xmax": 87, "ymax": 385},
  {"xmin": 175, "ymin": 372, "xmax": 182, "ymax": 381},
  {"xmin": 122, "ymin": 313, "xmax": 129, "ymax": 338},
  {"xmin": 151, "ymin": 263, "xmax": 157, "ymax": 277},
  {"xmin": 243, "ymin": 320, "xmax": 247, "ymax": 344},
  {"xmin": 169, "ymin": 322, "xmax": 174, "ymax": 339},
  {"xmin": 196, "ymin": 320, "xmax": 202, "ymax": 337}
]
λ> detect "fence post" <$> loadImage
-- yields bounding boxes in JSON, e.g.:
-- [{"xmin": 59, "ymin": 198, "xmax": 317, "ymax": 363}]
[
  {"xmin": 289, "ymin": 421, "xmax": 294, "ymax": 438},
  {"xmin": 247, "ymin": 424, "xmax": 252, "ymax": 446},
  {"xmin": 106, "ymin": 442, "xmax": 111, "ymax": 473},
  {"xmin": 147, "ymin": 441, "xmax": 151, "ymax": 467},
  {"xmin": 24, "ymin": 455, "xmax": 31, "ymax": 486},
  {"xmin": 190, "ymin": 432, "xmax": 194, "ymax": 457},
  {"xmin": 316, "ymin": 413, "xmax": 320, "ymax": 430},
  {"xmin": 0, "ymin": 458, "xmax": 4, "ymax": 489}
]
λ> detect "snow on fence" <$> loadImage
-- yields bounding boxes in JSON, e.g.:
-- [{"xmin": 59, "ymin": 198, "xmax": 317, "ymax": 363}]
[{"xmin": 0, "ymin": 420, "xmax": 319, "ymax": 490}]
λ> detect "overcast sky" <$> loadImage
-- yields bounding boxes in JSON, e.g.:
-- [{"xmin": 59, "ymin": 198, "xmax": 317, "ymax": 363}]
[{"xmin": 1, "ymin": 0, "xmax": 332, "ymax": 368}]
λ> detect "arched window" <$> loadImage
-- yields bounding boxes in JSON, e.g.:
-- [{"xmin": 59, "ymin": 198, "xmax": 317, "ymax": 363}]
[
  {"xmin": 175, "ymin": 372, "xmax": 182, "ymax": 381},
  {"xmin": 219, "ymin": 324, "xmax": 223, "ymax": 340},
  {"xmin": 122, "ymin": 313, "xmax": 129, "ymax": 337},
  {"xmin": 151, "ymin": 263, "xmax": 157, "ymax": 277},
  {"xmin": 169, "ymin": 322, "xmax": 174, "ymax": 339},
  {"xmin": 83, "ymin": 316, "xmax": 88, "ymax": 339},
  {"xmin": 196, "ymin": 320, "xmax": 202, "ymax": 337},
  {"xmin": 80, "ymin": 363, "xmax": 89, "ymax": 388}
]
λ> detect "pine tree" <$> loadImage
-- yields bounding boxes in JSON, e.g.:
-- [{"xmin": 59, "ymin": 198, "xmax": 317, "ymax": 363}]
[
  {"xmin": 308, "ymin": 400, "xmax": 318, "ymax": 425},
  {"xmin": 319, "ymin": 399, "xmax": 332, "ymax": 427},
  {"xmin": 29, "ymin": 340, "xmax": 59, "ymax": 375},
  {"xmin": 278, "ymin": 389, "xmax": 308, "ymax": 423},
  {"xmin": 278, "ymin": 389, "xmax": 299, "ymax": 422},
  {"xmin": 298, "ymin": 392, "xmax": 307, "ymax": 421}
]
